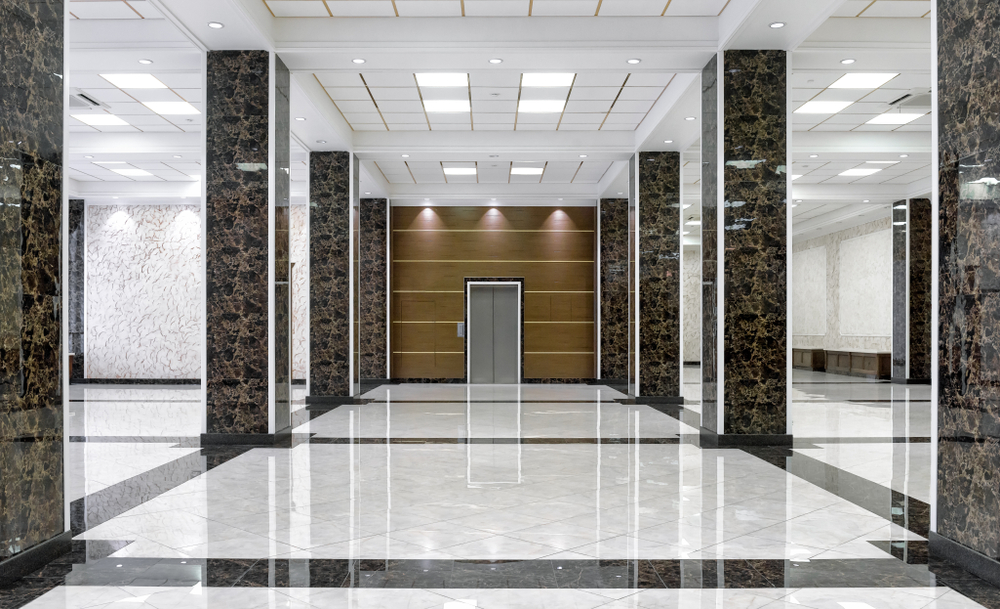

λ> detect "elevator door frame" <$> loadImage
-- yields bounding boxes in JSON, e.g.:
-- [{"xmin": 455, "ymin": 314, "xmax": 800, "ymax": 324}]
[{"xmin": 464, "ymin": 278, "xmax": 524, "ymax": 384}]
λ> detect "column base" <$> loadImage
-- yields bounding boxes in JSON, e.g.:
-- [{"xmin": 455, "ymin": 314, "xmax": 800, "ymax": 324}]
[
  {"xmin": 891, "ymin": 376, "xmax": 931, "ymax": 385},
  {"xmin": 699, "ymin": 428, "xmax": 793, "ymax": 447},
  {"xmin": 305, "ymin": 395, "xmax": 368, "ymax": 409},
  {"xmin": 200, "ymin": 430, "xmax": 291, "ymax": 446},
  {"xmin": 930, "ymin": 531, "xmax": 1000, "ymax": 588},
  {"xmin": 0, "ymin": 531, "xmax": 72, "ymax": 586},
  {"xmin": 637, "ymin": 396, "xmax": 685, "ymax": 405}
]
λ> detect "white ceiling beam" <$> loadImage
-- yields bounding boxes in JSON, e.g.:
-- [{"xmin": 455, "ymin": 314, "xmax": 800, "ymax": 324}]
[
  {"xmin": 635, "ymin": 73, "xmax": 699, "ymax": 151},
  {"xmin": 69, "ymin": 179, "xmax": 201, "ymax": 200},
  {"xmin": 385, "ymin": 183, "xmax": 600, "ymax": 199},
  {"xmin": 792, "ymin": 131, "xmax": 932, "ymax": 155},
  {"xmin": 67, "ymin": 132, "xmax": 202, "ymax": 156},
  {"xmin": 353, "ymin": 130, "xmax": 636, "ymax": 158},
  {"xmin": 792, "ymin": 203, "xmax": 891, "ymax": 237},
  {"xmin": 791, "ymin": 181, "xmax": 931, "ymax": 203},
  {"xmin": 723, "ymin": 0, "xmax": 844, "ymax": 51}
]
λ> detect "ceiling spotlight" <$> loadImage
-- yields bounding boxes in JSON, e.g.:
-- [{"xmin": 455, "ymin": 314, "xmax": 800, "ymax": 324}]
[
  {"xmin": 841, "ymin": 58, "xmax": 856, "ymax": 65},
  {"xmin": 173, "ymin": 155, "xmax": 182, "ymax": 159},
  {"xmin": 294, "ymin": 117, "xmax": 307, "ymax": 121},
  {"xmin": 796, "ymin": 199, "xmax": 803, "ymax": 203},
  {"xmin": 316, "ymin": 140, "xmax": 327, "ymax": 144},
  {"xmin": 664, "ymin": 140, "xmax": 673, "ymax": 144},
  {"xmin": 863, "ymin": 199, "xmax": 871, "ymax": 203},
  {"xmin": 684, "ymin": 116, "xmax": 696, "ymax": 121},
  {"xmin": 900, "ymin": 154, "xmax": 909, "ymax": 158},
  {"xmin": 207, "ymin": 21, "xmax": 224, "ymax": 29},
  {"xmin": 352, "ymin": 58, "xmax": 366, "ymax": 64},
  {"xmin": 769, "ymin": 22, "xmax": 785, "ymax": 28},
  {"xmin": 489, "ymin": 58, "xmax": 503, "ymax": 64},
  {"xmin": 580, "ymin": 154, "xmax": 588, "ymax": 158},
  {"xmin": 365, "ymin": 191, "xmax": 371, "ymax": 195},
  {"xmin": 809, "ymin": 154, "xmax": 818, "ymax": 158},
  {"xmin": 627, "ymin": 58, "xmax": 641, "ymax": 65},
  {"xmin": 138, "ymin": 59, "xmax": 153, "ymax": 65},
  {"xmin": 401, "ymin": 154, "xmax": 409, "ymax": 158},
  {"xmin": 84, "ymin": 155, "xmax": 94, "ymax": 159},
  {"xmin": 617, "ymin": 192, "xmax": 624, "ymax": 195}
]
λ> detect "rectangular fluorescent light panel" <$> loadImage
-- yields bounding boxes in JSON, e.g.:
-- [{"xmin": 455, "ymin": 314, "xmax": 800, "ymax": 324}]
[
  {"xmin": 521, "ymin": 73, "xmax": 575, "ymax": 87},
  {"xmin": 72, "ymin": 114, "xmax": 130, "ymax": 126},
  {"xmin": 794, "ymin": 101, "xmax": 853, "ymax": 114},
  {"xmin": 443, "ymin": 167, "xmax": 477, "ymax": 176},
  {"xmin": 839, "ymin": 168, "xmax": 882, "ymax": 177},
  {"xmin": 111, "ymin": 168, "xmax": 153, "ymax": 177},
  {"xmin": 518, "ymin": 100, "xmax": 565, "ymax": 113},
  {"xmin": 829, "ymin": 73, "xmax": 899, "ymax": 89},
  {"xmin": 510, "ymin": 167, "xmax": 544, "ymax": 175},
  {"xmin": 791, "ymin": 174, "xmax": 802, "ymax": 181},
  {"xmin": 100, "ymin": 73, "xmax": 167, "ymax": 89},
  {"xmin": 143, "ymin": 101, "xmax": 200, "ymax": 115},
  {"xmin": 424, "ymin": 99, "xmax": 470, "ymax": 113},
  {"xmin": 866, "ymin": 113, "xmax": 924, "ymax": 125},
  {"xmin": 415, "ymin": 73, "xmax": 468, "ymax": 87}
]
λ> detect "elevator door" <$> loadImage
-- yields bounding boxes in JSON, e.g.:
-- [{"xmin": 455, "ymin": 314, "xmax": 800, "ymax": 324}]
[{"xmin": 468, "ymin": 285, "xmax": 518, "ymax": 384}]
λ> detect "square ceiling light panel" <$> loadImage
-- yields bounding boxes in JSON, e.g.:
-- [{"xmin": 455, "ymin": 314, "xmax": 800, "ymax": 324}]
[
  {"xmin": 100, "ymin": 74, "xmax": 168, "ymax": 89},
  {"xmin": 829, "ymin": 73, "xmax": 899, "ymax": 89},
  {"xmin": 72, "ymin": 113, "xmax": 130, "ymax": 126},
  {"xmin": 794, "ymin": 101, "xmax": 853, "ymax": 114},
  {"xmin": 416, "ymin": 73, "xmax": 469, "ymax": 87},
  {"xmin": 839, "ymin": 168, "xmax": 883, "ymax": 177},
  {"xmin": 522, "ymin": 73, "xmax": 576, "ymax": 87},
  {"xmin": 866, "ymin": 113, "xmax": 924, "ymax": 125}
]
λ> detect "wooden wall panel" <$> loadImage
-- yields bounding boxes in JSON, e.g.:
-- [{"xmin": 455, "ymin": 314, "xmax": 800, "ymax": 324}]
[{"xmin": 391, "ymin": 206, "xmax": 596, "ymax": 380}]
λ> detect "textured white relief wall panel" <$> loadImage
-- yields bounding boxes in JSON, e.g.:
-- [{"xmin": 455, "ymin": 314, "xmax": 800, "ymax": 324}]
[
  {"xmin": 838, "ymin": 229, "xmax": 892, "ymax": 338},
  {"xmin": 86, "ymin": 205, "xmax": 201, "ymax": 379},
  {"xmin": 291, "ymin": 205, "xmax": 309, "ymax": 380},
  {"xmin": 682, "ymin": 248, "xmax": 701, "ymax": 363},
  {"xmin": 792, "ymin": 245, "xmax": 827, "ymax": 336}
]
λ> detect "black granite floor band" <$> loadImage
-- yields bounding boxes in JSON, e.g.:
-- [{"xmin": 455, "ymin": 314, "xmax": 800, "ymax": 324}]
[
  {"xmin": 792, "ymin": 437, "xmax": 932, "ymax": 445},
  {"xmin": 306, "ymin": 437, "xmax": 681, "ymax": 445},
  {"xmin": 68, "ymin": 399, "xmax": 201, "ymax": 403}
]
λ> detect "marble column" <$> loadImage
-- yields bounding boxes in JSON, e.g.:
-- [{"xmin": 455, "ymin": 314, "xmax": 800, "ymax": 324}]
[
  {"xmin": 932, "ymin": 0, "xmax": 1000, "ymax": 584},
  {"xmin": 360, "ymin": 198, "xmax": 388, "ymax": 385},
  {"xmin": 352, "ymin": 165, "xmax": 360, "ymax": 397},
  {"xmin": 599, "ymin": 198, "xmax": 629, "ymax": 383},
  {"xmin": 638, "ymin": 151, "xmax": 681, "ymax": 400},
  {"xmin": 309, "ymin": 151, "xmax": 351, "ymax": 399},
  {"xmin": 892, "ymin": 199, "xmax": 932, "ymax": 384},
  {"xmin": 628, "ymin": 155, "xmax": 637, "ymax": 395},
  {"xmin": 204, "ymin": 50, "xmax": 291, "ymax": 440},
  {"xmin": 701, "ymin": 50, "xmax": 789, "ymax": 445},
  {"xmin": 68, "ymin": 200, "xmax": 84, "ymax": 380},
  {"xmin": 0, "ymin": 0, "xmax": 67, "ymax": 579}
]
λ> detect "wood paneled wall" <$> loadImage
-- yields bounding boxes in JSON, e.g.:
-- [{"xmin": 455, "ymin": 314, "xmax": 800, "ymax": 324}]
[{"xmin": 391, "ymin": 207, "xmax": 596, "ymax": 380}]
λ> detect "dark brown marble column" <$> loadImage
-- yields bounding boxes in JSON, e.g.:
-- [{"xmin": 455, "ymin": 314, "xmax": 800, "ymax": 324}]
[
  {"xmin": 628, "ymin": 155, "xmax": 637, "ymax": 395},
  {"xmin": 638, "ymin": 151, "xmax": 681, "ymax": 400},
  {"xmin": 933, "ymin": 0, "xmax": 1000, "ymax": 584},
  {"xmin": 204, "ymin": 51, "xmax": 291, "ymax": 439},
  {"xmin": 0, "ymin": 0, "xmax": 67, "ymax": 579},
  {"xmin": 892, "ymin": 199, "xmax": 932, "ymax": 384},
  {"xmin": 892, "ymin": 200, "xmax": 907, "ymax": 380},
  {"xmin": 599, "ymin": 198, "xmax": 629, "ymax": 383},
  {"xmin": 360, "ymin": 198, "xmax": 388, "ymax": 385},
  {"xmin": 309, "ymin": 152, "xmax": 351, "ymax": 399},
  {"xmin": 701, "ymin": 55, "xmax": 719, "ymax": 433},
  {"xmin": 69, "ymin": 199, "xmax": 84, "ymax": 380},
  {"xmin": 700, "ymin": 50, "xmax": 789, "ymax": 444}
]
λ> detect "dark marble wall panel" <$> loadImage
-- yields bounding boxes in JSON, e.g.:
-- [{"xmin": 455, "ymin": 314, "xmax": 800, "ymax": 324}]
[
  {"xmin": 69, "ymin": 199, "xmax": 84, "ymax": 379},
  {"xmin": 638, "ymin": 152, "xmax": 681, "ymax": 397},
  {"xmin": 628, "ymin": 156, "xmax": 637, "ymax": 396},
  {"xmin": 273, "ymin": 56, "xmax": 290, "ymax": 433},
  {"xmin": 892, "ymin": 201, "xmax": 907, "ymax": 380},
  {"xmin": 310, "ymin": 151, "xmax": 351, "ymax": 397},
  {"xmin": 360, "ymin": 199, "xmax": 388, "ymax": 380},
  {"xmin": 908, "ymin": 198, "xmax": 932, "ymax": 381},
  {"xmin": 600, "ymin": 199, "xmax": 629, "ymax": 381},
  {"xmin": 720, "ymin": 50, "xmax": 787, "ymax": 436},
  {"xmin": 937, "ymin": 0, "xmax": 1000, "ymax": 560},
  {"xmin": 0, "ymin": 0, "xmax": 64, "ymax": 561},
  {"xmin": 701, "ymin": 54, "xmax": 719, "ymax": 433},
  {"xmin": 352, "ymin": 156, "xmax": 360, "ymax": 395},
  {"xmin": 205, "ymin": 51, "xmax": 270, "ymax": 435}
]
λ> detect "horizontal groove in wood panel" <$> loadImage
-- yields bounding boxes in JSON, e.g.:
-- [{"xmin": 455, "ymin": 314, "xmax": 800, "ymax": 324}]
[
  {"xmin": 525, "ymin": 291, "xmax": 594, "ymax": 294},
  {"xmin": 394, "ymin": 290, "xmax": 464, "ymax": 293},
  {"xmin": 394, "ymin": 321, "xmax": 464, "ymax": 324}
]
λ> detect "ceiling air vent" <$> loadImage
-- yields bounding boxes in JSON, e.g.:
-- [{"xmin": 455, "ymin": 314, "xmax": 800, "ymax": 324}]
[
  {"xmin": 889, "ymin": 89, "xmax": 932, "ymax": 112},
  {"xmin": 69, "ymin": 89, "xmax": 111, "ymax": 111}
]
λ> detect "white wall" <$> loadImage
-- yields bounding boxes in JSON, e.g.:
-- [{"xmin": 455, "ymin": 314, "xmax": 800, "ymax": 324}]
[
  {"xmin": 792, "ymin": 217, "xmax": 892, "ymax": 352},
  {"xmin": 682, "ymin": 247, "xmax": 701, "ymax": 363},
  {"xmin": 291, "ymin": 205, "xmax": 308, "ymax": 380}
]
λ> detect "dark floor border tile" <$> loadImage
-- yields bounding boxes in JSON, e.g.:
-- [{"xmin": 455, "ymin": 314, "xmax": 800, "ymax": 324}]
[
  {"xmin": 930, "ymin": 531, "xmax": 1000, "ymax": 591},
  {"xmin": 305, "ymin": 437, "xmax": 680, "ymax": 445},
  {"xmin": 0, "ymin": 532, "xmax": 72, "ymax": 587},
  {"xmin": 70, "ymin": 379, "xmax": 201, "ymax": 385}
]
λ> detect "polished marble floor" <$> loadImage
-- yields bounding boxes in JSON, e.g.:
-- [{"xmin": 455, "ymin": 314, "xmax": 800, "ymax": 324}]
[{"xmin": 3, "ymin": 372, "xmax": 998, "ymax": 608}]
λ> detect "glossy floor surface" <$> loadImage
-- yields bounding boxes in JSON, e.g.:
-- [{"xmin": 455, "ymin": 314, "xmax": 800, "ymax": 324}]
[{"xmin": 3, "ymin": 371, "xmax": 998, "ymax": 608}]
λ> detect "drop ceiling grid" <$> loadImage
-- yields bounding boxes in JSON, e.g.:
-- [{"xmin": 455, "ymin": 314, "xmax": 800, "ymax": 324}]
[
  {"xmin": 69, "ymin": 71, "xmax": 203, "ymax": 135},
  {"xmin": 831, "ymin": 0, "xmax": 931, "ymax": 19},
  {"xmin": 68, "ymin": 0, "xmax": 163, "ymax": 20},
  {"xmin": 66, "ymin": 158, "xmax": 203, "ymax": 183},
  {"xmin": 263, "ymin": 0, "xmax": 731, "ymax": 17},
  {"xmin": 792, "ymin": 71, "xmax": 930, "ymax": 134}
]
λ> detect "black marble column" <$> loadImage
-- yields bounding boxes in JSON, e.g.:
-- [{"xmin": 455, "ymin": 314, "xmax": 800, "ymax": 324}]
[
  {"xmin": 638, "ymin": 151, "xmax": 681, "ymax": 400},
  {"xmin": 204, "ymin": 51, "xmax": 291, "ymax": 439},
  {"xmin": 892, "ymin": 201, "xmax": 907, "ymax": 380},
  {"xmin": 0, "ymin": 0, "xmax": 67, "ymax": 578},
  {"xmin": 599, "ymin": 198, "xmax": 628, "ymax": 383},
  {"xmin": 701, "ymin": 55, "xmax": 719, "ymax": 433},
  {"xmin": 628, "ymin": 155, "xmax": 637, "ymax": 396},
  {"xmin": 352, "ymin": 159, "xmax": 360, "ymax": 396},
  {"xmin": 68, "ymin": 199, "xmax": 84, "ymax": 380},
  {"xmin": 932, "ymin": 0, "xmax": 1000, "ymax": 584},
  {"xmin": 892, "ymin": 199, "xmax": 932, "ymax": 384},
  {"xmin": 360, "ymin": 198, "xmax": 387, "ymax": 384},
  {"xmin": 309, "ymin": 151, "xmax": 351, "ymax": 399},
  {"xmin": 700, "ymin": 50, "xmax": 789, "ymax": 444}
]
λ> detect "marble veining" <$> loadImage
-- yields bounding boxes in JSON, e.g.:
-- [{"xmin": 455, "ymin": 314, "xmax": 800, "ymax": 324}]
[
  {"xmin": 638, "ymin": 151, "xmax": 681, "ymax": 397},
  {"xmin": 908, "ymin": 199, "xmax": 932, "ymax": 381},
  {"xmin": 700, "ymin": 54, "xmax": 719, "ymax": 432},
  {"xmin": 628, "ymin": 156, "xmax": 637, "ymax": 395},
  {"xmin": 273, "ymin": 54, "xmax": 291, "ymax": 433},
  {"xmin": 84, "ymin": 206, "xmax": 201, "ymax": 380},
  {"xmin": 682, "ymin": 247, "xmax": 701, "ymax": 364},
  {"xmin": 68, "ymin": 200, "xmax": 84, "ymax": 380},
  {"xmin": 839, "ymin": 230, "xmax": 892, "ymax": 338},
  {"xmin": 360, "ymin": 199, "xmax": 387, "ymax": 380},
  {"xmin": 599, "ymin": 198, "xmax": 628, "ymax": 381},
  {"xmin": 892, "ymin": 203, "xmax": 907, "ymax": 379},
  {"xmin": 290, "ymin": 205, "xmax": 308, "ymax": 381},
  {"xmin": 309, "ymin": 151, "xmax": 351, "ymax": 397},
  {"xmin": 352, "ymin": 157, "xmax": 361, "ymax": 395}
]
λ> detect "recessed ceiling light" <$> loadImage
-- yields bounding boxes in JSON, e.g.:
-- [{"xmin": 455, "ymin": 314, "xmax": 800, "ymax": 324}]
[
  {"xmin": 401, "ymin": 154, "xmax": 410, "ymax": 158},
  {"xmin": 443, "ymin": 167, "xmax": 477, "ymax": 175},
  {"xmin": 840, "ymin": 168, "xmax": 882, "ymax": 177},
  {"xmin": 867, "ymin": 113, "xmax": 923, "ymax": 125},
  {"xmin": 489, "ymin": 58, "xmax": 503, "ymax": 64},
  {"xmin": 770, "ymin": 22, "xmax": 785, "ymax": 28},
  {"xmin": 795, "ymin": 101, "xmax": 853, "ymax": 114},
  {"xmin": 841, "ymin": 58, "xmax": 856, "ymax": 65},
  {"xmin": 84, "ymin": 155, "xmax": 94, "ymax": 159},
  {"xmin": 829, "ymin": 73, "xmax": 898, "ymax": 89},
  {"xmin": 684, "ymin": 116, "xmax": 696, "ymax": 121},
  {"xmin": 579, "ymin": 154, "xmax": 588, "ymax": 158},
  {"xmin": 809, "ymin": 154, "xmax": 818, "ymax": 158},
  {"xmin": 352, "ymin": 58, "xmax": 366, "ymax": 64},
  {"xmin": 173, "ymin": 155, "xmax": 182, "ymax": 159},
  {"xmin": 416, "ymin": 73, "xmax": 468, "ymax": 87},
  {"xmin": 510, "ymin": 167, "xmax": 544, "ymax": 175},
  {"xmin": 900, "ymin": 154, "xmax": 909, "ymax": 158},
  {"xmin": 664, "ymin": 140, "xmax": 673, "ymax": 144},
  {"xmin": 518, "ymin": 100, "xmax": 565, "ymax": 113},
  {"xmin": 316, "ymin": 140, "xmax": 326, "ymax": 144},
  {"xmin": 627, "ymin": 58, "xmax": 641, "ymax": 65},
  {"xmin": 143, "ymin": 101, "xmax": 200, "ymax": 115},
  {"xmin": 365, "ymin": 191, "xmax": 372, "ymax": 195},
  {"xmin": 522, "ymin": 73, "xmax": 575, "ymax": 87},
  {"xmin": 72, "ymin": 114, "xmax": 130, "ymax": 126},
  {"xmin": 864, "ymin": 199, "xmax": 871, "ymax": 203},
  {"xmin": 424, "ymin": 100, "xmax": 470, "ymax": 113},
  {"xmin": 138, "ymin": 59, "xmax": 153, "ymax": 65},
  {"xmin": 294, "ymin": 117, "xmax": 307, "ymax": 121},
  {"xmin": 100, "ymin": 73, "xmax": 167, "ymax": 89},
  {"xmin": 208, "ymin": 21, "xmax": 224, "ymax": 29}
]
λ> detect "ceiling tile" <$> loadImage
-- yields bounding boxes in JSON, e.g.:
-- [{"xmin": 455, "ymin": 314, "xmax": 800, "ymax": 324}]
[
  {"xmin": 464, "ymin": 0, "xmax": 529, "ymax": 15},
  {"xmin": 530, "ymin": 0, "xmax": 599, "ymax": 15},
  {"xmin": 573, "ymin": 73, "xmax": 628, "ymax": 88},
  {"xmin": 472, "ymin": 112, "xmax": 515, "ymax": 124},
  {"xmin": 519, "ymin": 87, "xmax": 570, "ymax": 101},
  {"xmin": 337, "ymin": 99, "xmax": 380, "ymax": 113},
  {"xmin": 316, "ymin": 73, "xmax": 366, "ymax": 88},
  {"xmin": 861, "ymin": 1, "xmax": 930, "ymax": 18},
  {"xmin": 597, "ymin": 0, "xmax": 665, "ymax": 16},
  {"xmin": 664, "ymin": 0, "xmax": 727, "ymax": 16},
  {"xmin": 376, "ymin": 100, "xmax": 425, "ymax": 113},
  {"xmin": 266, "ymin": 1, "xmax": 330, "ymax": 17},
  {"xmin": 609, "ymin": 100, "xmax": 653, "ymax": 113},
  {"xmin": 616, "ymin": 87, "xmax": 664, "ymax": 101},
  {"xmin": 395, "ymin": 0, "xmax": 462, "ymax": 16},
  {"xmin": 368, "ymin": 87, "xmax": 421, "ymax": 101},
  {"xmin": 559, "ymin": 113, "xmax": 607, "ymax": 124},
  {"xmin": 831, "ymin": 0, "xmax": 872, "ymax": 17},
  {"xmin": 569, "ymin": 87, "xmax": 621, "ymax": 101},
  {"xmin": 380, "ymin": 112, "xmax": 428, "ymax": 123},
  {"xmin": 385, "ymin": 123, "xmax": 429, "ymax": 131},
  {"xmin": 564, "ymin": 100, "xmax": 612, "ymax": 113},
  {"xmin": 325, "ymin": 1, "xmax": 396, "ymax": 16},
  {"xmin": 624, "ymin": 72, "xmax": 673, "ymax": 87},
  {"xmin": 69, "ymin": 1, "xmax": 141, "ymax": 19}
]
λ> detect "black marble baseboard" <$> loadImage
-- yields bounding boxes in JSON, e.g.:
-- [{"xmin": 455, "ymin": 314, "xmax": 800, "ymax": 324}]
[
  {"xmin": 305, "ymin": 396, "xmax": 369, "ymax": 408},
  {"xmin": 361, "ymin": 379, "xmax": 395, "ymax": 392},
  {"xmin": 638, "ymin": 396, "xmax": 685, "ymax": 404},
  {"xmin": 891, "ymin": 377, "xmax": 931, "ymax": 385},
  {"xmin": 70, "ymin": 378, "xmax": 201, "ymax": 385},
  {"xmin": 700, "ymin": 428, "xmax": 793, "ymax": 447},
  {"xmin": 930, "ymin": 531, "xmax": 1000, "ymax": 590},
  {"xmin": 292, "ymin": 379, "xmax": 307, "ymax": 386},
  {"xmin": 589, "ymin": 378, "xmax": 626, "ymax": 385},
  {"xmin": 200, "ymin": 431, "xmax": 291, "ymax": 446},
  {"xmin": 0, "ymin": 531, "xmax": 72, "ymax": 586},
  {"xmin": 683, "ymin": 361, "xmax": 701, "ymax": 366}
]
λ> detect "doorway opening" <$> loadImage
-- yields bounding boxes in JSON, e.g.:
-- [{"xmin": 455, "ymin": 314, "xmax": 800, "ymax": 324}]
[{"xmin": 466, "ymin": 282, "xmax": 522, "ymax": 384}]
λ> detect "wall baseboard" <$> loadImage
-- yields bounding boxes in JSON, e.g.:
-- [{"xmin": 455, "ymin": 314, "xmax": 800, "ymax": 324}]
[
  {"xmin": 891, "ymin": 376, "xmax": 931, "ymax": 385},
  {"xmin": 683, "ymin": 361, "xmax": 701, "ymax": 366},
  {"xmin": 699, "ymin": 427, "xmax": 793, "ymax": 447},
  {"xmin": 70, "ymin": 378, "xmax": 200, "ymax": 385},
  {"xmin": 929, "ymin": 531, "xmax": 1000, "ymax": 589},
  {"xmin": 0, "ymin": 531, "xmax": 72, "ymax": 586},
  {"xmin": 638, "ymin": 396, "xmax": 685, "ymax": 404},
  {"xmin": 292, "ymin": 379, "xmax": 307, "ymax": 385}
]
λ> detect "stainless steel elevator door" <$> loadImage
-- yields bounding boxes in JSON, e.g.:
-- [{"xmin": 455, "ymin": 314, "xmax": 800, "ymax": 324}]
[{"xmin": 468, "ymin": 285, "xmax": 518, "ymax": 384}]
